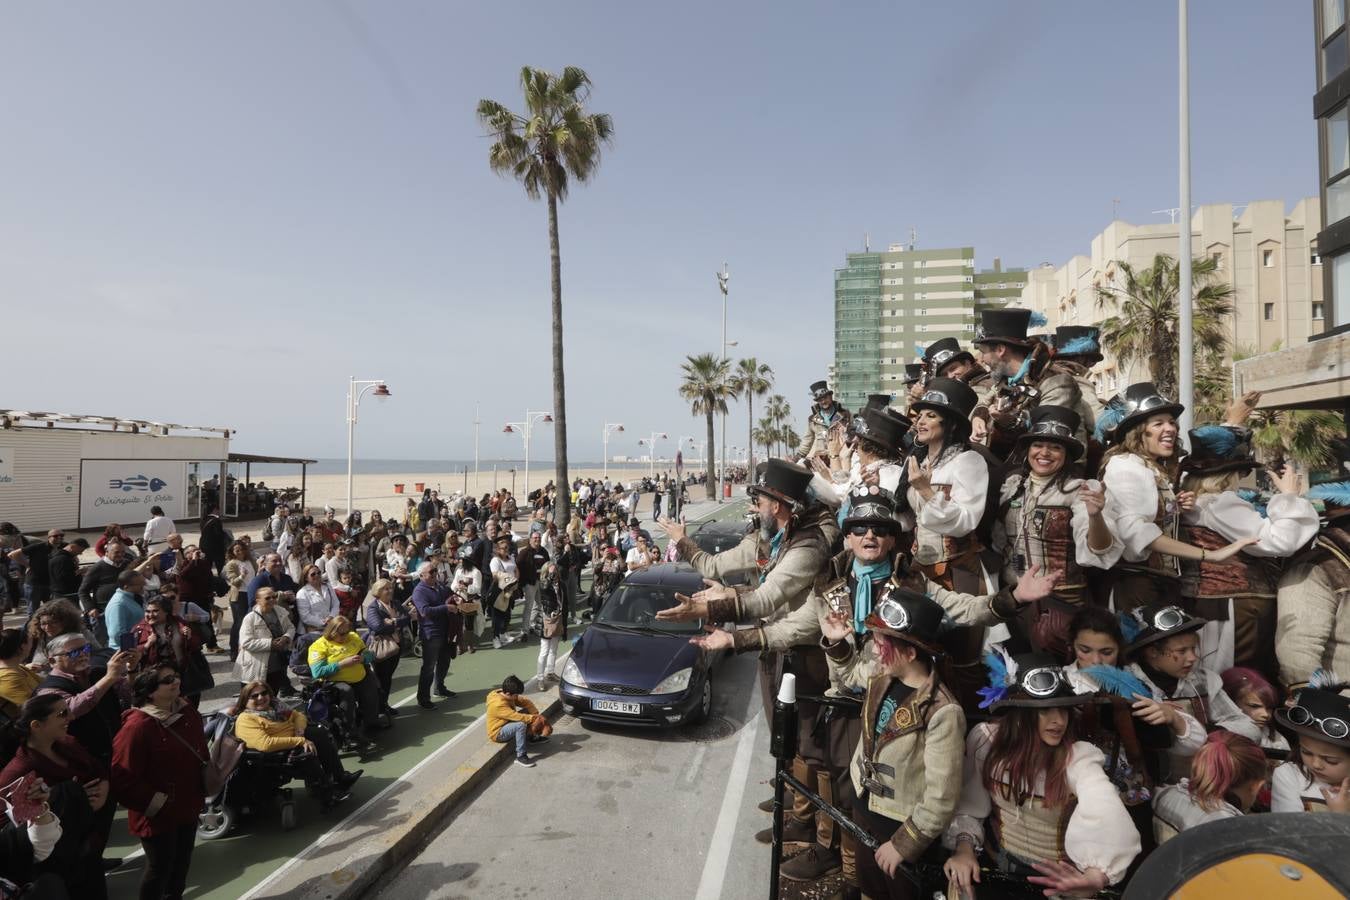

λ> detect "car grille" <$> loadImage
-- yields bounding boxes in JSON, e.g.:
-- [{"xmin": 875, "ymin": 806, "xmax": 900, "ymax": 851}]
[{"xmin": 588, "ymin": 683, "xmax": 648, "ymax": 696}]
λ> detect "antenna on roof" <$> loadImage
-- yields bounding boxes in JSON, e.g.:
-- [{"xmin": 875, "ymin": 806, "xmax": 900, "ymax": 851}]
[
  {"xmin": 864, "ymin": 232, "xmax": 869, "ymax": 252},
  {"xmin": 908, "ymin": 226, "xmax": 917, "ymax": 251}
]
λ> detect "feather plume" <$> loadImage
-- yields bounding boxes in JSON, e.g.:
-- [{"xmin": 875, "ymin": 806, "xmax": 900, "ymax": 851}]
[
  {"xmin": 1080, "ymin": 665, "xmax": 1150, "ymax": 699},
  {"xmin": 1191, "ymin": 424, "xmax": 1239, "ymax": 458},
  {"xmin": 1028, "ymin": 311, "xmax": 1048, "ymax": 328},
  {"xmin": 1309, "ymin": 481, "xmax": 1350, "ymax": 508},
  {"xmin": 1057, "ymin": 335, "xmax": 1098, "ymax": 356},
  {"xmin": 1118, "ymin": 609, "xmax": 1144, "ymax": 646},
  {"xmin": 1309, "ymin": 669, "xmax": 1350, "ymax": 693},
  {"xmin": 1093, "ymin": 400, "xmax": 1126, "ymax": 444},
  {"xmin": 977, "ymin": 645, "xmax": 1018, "ymax": 710},
  {"xmin": 1236, "ymin": 488, "xmax": 1270, "ymax": 518}
]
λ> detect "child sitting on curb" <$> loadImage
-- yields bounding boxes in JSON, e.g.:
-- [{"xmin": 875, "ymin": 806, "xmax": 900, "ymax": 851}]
[{"xmin": 487, "ymin": 675, "xmax": 550, "ymax": 768}]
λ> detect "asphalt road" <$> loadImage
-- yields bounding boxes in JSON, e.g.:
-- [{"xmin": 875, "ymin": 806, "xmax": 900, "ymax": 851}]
[{"xmin": 369, "ymin": 649, "xmax": 780, "ymax": 900}]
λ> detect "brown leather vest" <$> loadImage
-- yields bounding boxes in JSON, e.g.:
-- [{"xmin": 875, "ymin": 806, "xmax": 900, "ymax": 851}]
[
  {"xmin": 1003, "ymin": 490, "xmax": 1084, "ymax": 602},
  {"xmin": 1179, "ymin": 524, "xmax": 1278, "ymax": 600}
]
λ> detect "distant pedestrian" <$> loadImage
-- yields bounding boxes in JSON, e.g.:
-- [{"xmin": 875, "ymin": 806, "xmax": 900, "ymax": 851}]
[{"xmin": 142, "ymin": 505, "xmax": 177, "ymax": 551}]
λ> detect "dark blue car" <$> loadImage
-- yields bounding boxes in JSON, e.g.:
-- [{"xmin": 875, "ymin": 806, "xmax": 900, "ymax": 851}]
[{"xmin": 560, "ymin": 562, "xmax": 723, "ymax": 727}]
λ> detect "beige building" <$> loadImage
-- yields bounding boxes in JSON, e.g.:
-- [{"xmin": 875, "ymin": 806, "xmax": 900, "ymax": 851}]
[{"xmin": 1018, "ymin": 199, "xmax": 1324, "ymax": 399}]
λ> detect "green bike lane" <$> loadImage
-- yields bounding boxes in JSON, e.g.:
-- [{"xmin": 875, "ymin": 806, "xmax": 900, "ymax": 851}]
[{"xmin": 104, "ymin": 495, "xmax": 749, "ymax": 899}]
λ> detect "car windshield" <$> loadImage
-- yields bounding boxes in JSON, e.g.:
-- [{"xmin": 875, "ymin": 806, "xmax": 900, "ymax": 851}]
[{"xmin": 596, "ymin": 584, "xmax": 702, "ymax": 634}]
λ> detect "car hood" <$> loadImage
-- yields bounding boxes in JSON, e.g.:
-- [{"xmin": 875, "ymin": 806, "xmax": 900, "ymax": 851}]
[{"xmin": 574, "ymin": 625, "xmax": 702, "ymax": 690}]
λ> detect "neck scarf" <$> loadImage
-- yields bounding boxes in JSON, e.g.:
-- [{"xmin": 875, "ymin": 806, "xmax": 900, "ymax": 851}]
[{"xmin": 851, "ymin": 558, "xmax": 894, "ymax": 634}]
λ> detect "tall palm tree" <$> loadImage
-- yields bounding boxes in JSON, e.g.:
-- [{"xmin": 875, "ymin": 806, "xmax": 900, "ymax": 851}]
[
  {"xmin": 752, "ymin": 418, "xmax": 776, "ymax": 463},
  {"xmin": 1251, "ymin": 409, "xmax": 1341, "ymax": 471},
  {"xmin": 730, "ymin": 358, "xmax": 774, "ymax": 473},
  {"xmin": 679, "ymin": 354, "xmax": 734, "ymax": 500},
  {"xmin": 1095, "ymin": 253, "xmax": 1235, "ymax": 399},
  {"xmin": 478, "ymin": 66, "xmax": 614, "ymax": 526},
  {"xmin": 764, "ymin": 394, "xmax": 790, "ymax": 457}
]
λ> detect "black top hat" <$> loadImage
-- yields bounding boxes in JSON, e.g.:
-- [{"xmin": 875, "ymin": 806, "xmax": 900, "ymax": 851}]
[
  {"xmin": 747, "ymin": 459, "xmax": 813, "ymax": 507},
  {"xmin": 1054, "ymin": 325, "xmax": 1103, "ymax": 364},
  {"xmin": 1115, "ymin": 382, "xmax": 1185, "ymax": 439},
  {"xmin": 1276, "ymin": 683, "xmax": 1350, "ymax": 749},
  {"xmin": 1121, "ymin": 603, "xmax": 1206, "ymax": 655},
  {"xmin": 810, "ymin": 380, "xmax": 833, "ymax": 401},
  {"xmin": 854, "ymin": 408, "xmax": 909, "ymax": 456},
  {"xmin": 923, "ymin": 338, "xmax": 976, "ymax": 377},
  {"xmin": 863, "ymin": 585, "xmax": 944, "ymax": 653},
  {"xmin": 1181, "ymin": 425, "xmax": 1258, "ymax": 477},
  {"xmin": 901, "ymin": 363, "xmax": 925, "ymax": 385},
  {"xmin": 1015, "ymin": 405, "xmax": 1085, "ymax": 462},
  {"xmin": 842, "ymin": 485, "xmax": 899, "ymax": 530},
  {"xmin": 865, "ymin": 393, "xmax": 892, "ymax": 411},
  {"xmin": 974, "ymin": 308, "xmax": 1035, "ymax": 349},
  {"xmin": 910, "ymin": 377, "xmax": 978, "ymax": 440},
  {"xmin": 982, "ymin": 649, "xmax": 1086, "ymax": 710}
]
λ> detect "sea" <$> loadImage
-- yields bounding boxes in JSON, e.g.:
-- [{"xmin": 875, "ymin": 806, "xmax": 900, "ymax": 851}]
[{"xmin": 241, "ymin": 458, "xmax": 670, "ymax": 477}]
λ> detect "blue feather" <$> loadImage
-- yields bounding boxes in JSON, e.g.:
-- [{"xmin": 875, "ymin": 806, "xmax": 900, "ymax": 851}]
[
  {"xmin": 1309, "ymin": 481, "xmax": 1350, "ymax": 507},
  {"xmin": 1118, "ymin": 609, "xmax": 1144, "ymax": 645},
  {"xmin": 1058, "ymin": 335, "xmax": 1099, "ymax": 355},
  {"xmin": 984, "ymin": 647, "xmax": 1009, "ymax": 687},
  {"xmin": 1094, "ymin": 402, "xmax": 1125, "ymax": 444},
  {"xmin": 1080, "ymin": 665, "xmax": 1150, "ymax": 699},
  {"xmin": 977, "ymin": 684, "xmax": 1009, "ymax": 710},
  {"xmin": 1309, "ymin": 669, "xmax": 1349, "ymax": 692},
  {"xmin": 1191, "ymin": 424, "xmax": 1239, "ymax": 458},
  {"xmin": 1028, "ymin": 311, "xmax": 1048, "ymax": 328},
  {"xmin": 1236, "ymin": 488, "xmax": 1270, "ymax": 518}
]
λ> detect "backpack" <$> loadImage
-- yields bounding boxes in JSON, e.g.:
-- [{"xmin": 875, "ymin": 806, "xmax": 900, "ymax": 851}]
[{"xmin": 262, "ymin": 517, "xmax": 275, "ymax": 542}]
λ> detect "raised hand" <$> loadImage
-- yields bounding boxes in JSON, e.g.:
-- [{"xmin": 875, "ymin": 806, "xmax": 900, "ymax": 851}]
[
  {"xmin": 656, "ymin": 592, "xmax": 708, "ymax": 622},
  {"xmin": 1011, "ymin": 563, "xmax": 1056, "ymax": 605},
  {"xmin": 820, "ymin": 610, "xmax": 852, "ymax": 643},
  {"xmin": 689, "ymin": 626, "xmax": 734, "ymax": 651}
]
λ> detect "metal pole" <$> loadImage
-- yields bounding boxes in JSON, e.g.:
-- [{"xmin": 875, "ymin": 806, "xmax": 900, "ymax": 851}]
[
  {"xmin": 523, "ymin": 412, "xmax": 530, "ymax": 504},
  {"xmin": 346, "ymin": 375, "xmax": 355, "ymax": 517},
  {"xmin": 474, "ymin": 402, "xmax": 480, "ymax": 496},
  {"xmin": 603, "ymin": 428, "xmax": 609, "ymax": 480},
  {"xmin": 719, "ymin": 263, "xmax": 728, "ymax": 504},
  {"xmin": 1177, "ymin": 0, "xmax": 1195, "ymax": 436}
]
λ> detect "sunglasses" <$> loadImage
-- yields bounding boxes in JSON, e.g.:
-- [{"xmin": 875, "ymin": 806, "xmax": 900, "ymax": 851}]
[
  {"xmin": 248, "ymin": 690, "xmax": 272, "ymax": 700},
  {"xmin": 847, "ymin": 524, "xmax": 895, "ymax": 538},
  {"xmin": 158, "ymin": 674, "xmax": 181, "ymax": 685},
  {"xmin": 1287, "ymin": 705, "xmax": 1350, "ymax": 740},
  {"xmin": 54, "ymin": 644, "xmax": 92, "ymax": 659}
]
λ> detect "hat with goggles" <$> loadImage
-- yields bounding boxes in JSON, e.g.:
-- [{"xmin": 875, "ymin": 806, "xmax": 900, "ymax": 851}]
[
  {"xmin": 1015, "ymin": 405, "xmax": 1085, "ymax": 462},
  {"xmin": 909, "ymin": 377, "xmax": 978, "ymax": 442},
  {"xmin": 810, "ymin": 380, "xmax": 833, "ymax": 402},
  {"xmin": 1276, "ymin": 675, "xmax": 1350, "ymax": 748},
  {"xmin": 1120, "ymin": 603, "xmax": 1206, "ymax": 655},
  {"xmin": 854, "ymin": 407, "xmax": 910, "ymax": 457},
  {"xmin": 923, "ymin": 338, "xmax": 977, "ymax": 378},
  {"xmin": 841, "ymin": 486, "xmax": 899, "ymax": 532},
  {"xmin": 1112, "ymin": 382, "xmax": 1185, "ymax": 441},
  {"xmin": 979, "ymin": 647, "xmax": 1084, "ymax": 710},
  {"xmin": 862, "ymin": 586, "xmax": 944, "ymax": 654}
]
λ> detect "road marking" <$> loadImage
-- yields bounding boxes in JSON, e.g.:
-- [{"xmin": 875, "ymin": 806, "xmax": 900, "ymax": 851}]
[
  {"xmin": 681, "ymin": 742, "xmax": 709, "ymax": 787},
  {"xmin": 237, "ymin": 649, "xmax": 572, "ymax": 900},
  {"xmin": 693, "ymin": 710, "xmax": 760, "ymax": 900}
]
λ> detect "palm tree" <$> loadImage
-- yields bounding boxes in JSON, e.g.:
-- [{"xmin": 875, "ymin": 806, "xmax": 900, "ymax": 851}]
[
  {"xmin": 1095, "ymin": 253, "xmax": 1235, "ymax": 399},
  {"xmin": 730, "ymin": 358, "xmax": 774, "ymax": 473},
  {"xmin": 679, "ymin": 354, "xmax": 734, "ymax": 500},
  {"xmin": 764, "ymin": 394, "xmax": 790, "ymax": 457},
  {"xmin": 752, "ymin": 418, "xmax": 776, "ymax": 463},
  {"xmin": 1251, "ymin": 409, "xmax": 1341, "ymax": 471},
  {"xmin": 478, "ymin": 66, "xmax": 614, "ymax": 526}
]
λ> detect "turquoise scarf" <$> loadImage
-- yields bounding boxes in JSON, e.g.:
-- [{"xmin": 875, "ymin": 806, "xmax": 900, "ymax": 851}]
[
  {"xmin": 851, "ymin": 558, "xmax": 893, "ymax": 634},
  {"xmin": 760, "ymin": 528, "xmax": 786, "ymax": 585}
]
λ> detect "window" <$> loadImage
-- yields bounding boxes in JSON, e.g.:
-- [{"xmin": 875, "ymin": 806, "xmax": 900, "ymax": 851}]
[
  {"xmin": 1327, "ymin": 0, "xmax": 1346, "ymax": 39},
  {"xmin": 1334, "ymin": 253, "xmax": 1350, "ymax": 327},
  {"xmin": 1262, "ymin": 249, "xmax": 1276, "ymax": 268},
  {"xmin": 1314, "ymin": 248, "xmax": 1323, "ymax": 266},
  {"xmin": 1211, "ymin": 251, "xmax": 1223, "ymax": 269},
  {"xmin": 1314, "ymin": 301, "xmax": 1326, "ymax": 320},
  {"xmin": 1263, "ymin": 302, "xmax": 1275, "ymax": 320}
]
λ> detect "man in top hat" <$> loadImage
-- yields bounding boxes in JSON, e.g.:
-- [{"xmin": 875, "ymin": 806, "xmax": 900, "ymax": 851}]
[
  {"xmin": 809, "ymin": 407, "xmax": 910, "ymax": 510},
  {"xmin": 1053, "ymin": 325, "xmax": 1106, "ymax": 426},
  {"xmin": 971, "ymin": 307, "xmax": 1085, "ymax": 459},
  {"xmin": 793, "ymin": 381, "xmax": 851, "ymax": 464},
  {"xmin": 1278, "ymin": 437, "xmax": 1350, "ymax": 691}
]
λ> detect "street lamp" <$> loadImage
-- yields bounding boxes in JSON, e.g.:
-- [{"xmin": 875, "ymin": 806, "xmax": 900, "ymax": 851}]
[
  {"xmin": 682, "ymin": 436, "xmax": 707, "ymax": 470},
  {"xmin": 717, "ymin": 263, "xmax": 731, "ymax": 504},
  {"xmin": 602, "ymin": 423, "xmax": 625, "ymax": 479},
  {"xmin": 636, "ymin": 432, "xmax": 668, "ymax": 478},
  {"xmin": 503, "ymin": 409, "xmax": 552, "ymax": 502},
  {"xmin": 346, "ymin": 377, "xmax": 391, "ymax": 516}
]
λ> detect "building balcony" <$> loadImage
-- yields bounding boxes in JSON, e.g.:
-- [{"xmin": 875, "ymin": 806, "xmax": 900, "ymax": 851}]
[{"xmin": 1233, "ymin": 330, "xmax": 1350, "ymax": 411}]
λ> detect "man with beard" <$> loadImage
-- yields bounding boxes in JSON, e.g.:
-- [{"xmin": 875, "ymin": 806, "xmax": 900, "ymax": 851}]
[
  {"xmin": 689, "ymin": 487, "xmax": 1054, "ymax": 889},
  {"xmin": 794, "ymin": 381, "xmax": 851, "ymax": 464}
]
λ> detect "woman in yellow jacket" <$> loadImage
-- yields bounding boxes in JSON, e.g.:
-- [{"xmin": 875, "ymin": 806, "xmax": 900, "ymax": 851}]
[
  {"xmin": 306, "ymin": 616, "xmax": 383, "ymax": 750},
  {"xmin": 233, "ymin": 680, "xmax": 363, "ymax": 810}
]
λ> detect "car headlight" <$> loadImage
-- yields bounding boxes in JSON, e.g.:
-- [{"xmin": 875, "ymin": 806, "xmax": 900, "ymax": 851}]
[
  {"xmin": 561, "ymin": 656, "xmax": 587, "ymax": 688},
  {"xmin": 653, "ymin": 667, "xmax": 693, "ymax": 694}
]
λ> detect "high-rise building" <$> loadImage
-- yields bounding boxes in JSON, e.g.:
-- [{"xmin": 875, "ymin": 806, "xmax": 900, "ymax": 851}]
[{"xmin": 833, "ymin": 243, "xmax": 1023, "ymax": 411}]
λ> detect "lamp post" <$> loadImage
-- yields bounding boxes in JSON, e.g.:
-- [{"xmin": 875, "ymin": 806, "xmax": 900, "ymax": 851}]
[
  {"xmin": 717, "ymin": 263, "xmax": 730, "ymax": 504},
  {"xmin": 682, "ymin": 436, "xmax": 707, "ymax": 469},
  {"xmin": 503, "ymin": 409, "xmax": 552, "ymax": 503},
  {"xmin": 637, "ymin": 432, "xmax": 668, "ymax": 478},
  {"xmin": 346, "ymin": 377, "xmax": 391, "ymax": 517},
  {"xmin": 1177, "ymin": 0, "xmax": 1195, "ymax": 437},
  {"xmin": 602, "ymin": 423, "xmax": 625, "ymax": 479}
]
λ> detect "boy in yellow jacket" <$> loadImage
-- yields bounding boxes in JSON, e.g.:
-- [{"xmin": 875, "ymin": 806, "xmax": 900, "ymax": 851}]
[{"xmin": 487, "ymin": 675, "xmax": 545, "ymax": 767}]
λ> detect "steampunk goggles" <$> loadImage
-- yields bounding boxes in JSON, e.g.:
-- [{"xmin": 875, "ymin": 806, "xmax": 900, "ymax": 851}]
[
  {"xmin": 919, "ymin": 389, "xmax": 950, "ymax": 406},
  {"xmin": 1020, "ymin": 666, "xmax": 1067, "ymax": 697},
  {"xmin": 874, "ymin": 596, "xmax": 910, "ymax": 632},
  {"xmin": 1287, "ymin": 705, "xmax": 1350, "ymax": 740}
]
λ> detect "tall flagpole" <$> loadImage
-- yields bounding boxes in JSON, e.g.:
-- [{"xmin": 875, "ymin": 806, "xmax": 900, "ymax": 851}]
[{"xmin": 1177, "ymin": 0, "xmax": 1195, "ymax": 435}]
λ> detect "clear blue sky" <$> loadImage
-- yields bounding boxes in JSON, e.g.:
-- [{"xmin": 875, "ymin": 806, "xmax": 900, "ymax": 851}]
[{"xmin": 0, "ymin": 1, "xmax": 1316, "ymax": 462}]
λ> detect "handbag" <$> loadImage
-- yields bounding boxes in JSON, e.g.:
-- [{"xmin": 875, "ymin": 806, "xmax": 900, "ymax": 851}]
[
  {"xmin": 161, "ymin": 716, "xmax": 241, "ymax": 799},
  {"xmin": 367, "ymin": 632, "xmax": 400, "ymax": 661},
  {"xmin": 457, "ymin": 599, "xmax": 481, "ymax": 615}
]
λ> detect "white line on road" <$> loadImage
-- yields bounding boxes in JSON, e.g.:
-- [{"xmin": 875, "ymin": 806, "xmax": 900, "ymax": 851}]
[
  {"xmin": 692, "ymin": 711, "xmax": 761, "ymax": 900},
  {"xmin": 681, "ymin": 742, "xmax": 709, "ymax": 787}
]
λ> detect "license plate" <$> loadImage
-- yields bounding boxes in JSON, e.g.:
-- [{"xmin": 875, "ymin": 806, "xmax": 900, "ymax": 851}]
[{"xmin": 593, "ymin": 699, "xmax": 642, "ymax": 715}]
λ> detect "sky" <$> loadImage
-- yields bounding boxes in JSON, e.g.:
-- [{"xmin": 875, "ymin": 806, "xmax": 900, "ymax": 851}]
[{"xmin": 0, "ymin": 1, "xmax": 1318, "ymax": 463}]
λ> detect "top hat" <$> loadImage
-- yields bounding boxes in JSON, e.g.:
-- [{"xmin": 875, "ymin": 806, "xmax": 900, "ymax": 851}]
[
  {"xmin": 923, "ymin": 338, "xmax": 976, "ymax": 377},
  {"xmin": 810, "ymin": 380, "xmax": 833, "ymax": 401},
  {"xmin": 853, "ymin": 407, "xmax": 909, "ymax": 457},
  {"xmin": 910, "ymin": 377, "xmax": 978, "ymax": 440},
  {"xmin": 1015, "ymin": 405, "xmax": 1085, "ymax": 462},
  {"xmin": 1181, "ymin": 425, "xmax": 1258, "ymax": 477},
  {"xmin": 863, "ymin": 586, "xmax": 945, "ymax": 654},
  {"xmin": 974, "ymin": 308, "xmax": 1035, "ymax": 349},
  {"xmin": 865, "ymin": 393, "xmax": 892, "ymax": 411},
  {"xmin": 902, "ymin": 363, "xmax": 925, "ymax": 386},
  {"xmin": 841, "ymin": 485, "xmax": 899, "ymax": 530},
  {"xmin": 981, "ymin": 649, "xmax": 1086, "ymax": 710},
  {"xmin": 747, "ymin": 459, "xmax": 813, "ymax": 507},
  {"xmin": 1276, "ymin": 680, "xmax": 1350, "ymax": 749},
  {"xmin": 1114, "ymin": 382, "xmax": 1186, "ymax": 439},
  {"xmin": 1121, "ymin": 603, "xmax": 1206, "ymax": 655},
  {"xmin": 1054, "ymin": 325, "xmax": 1103, "ymax": 364}
]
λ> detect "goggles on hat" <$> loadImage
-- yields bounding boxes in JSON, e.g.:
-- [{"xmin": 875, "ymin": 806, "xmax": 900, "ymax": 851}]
[
  {"xmin": 1126, "ymin": 393, "xmax": 1174, "ymax": 416},
  {"xmin": 1287, "ymin": 704, "xmax": 1350, "ymax": 740},
  {"xmin": 930, "ymin": 349, "xmax": 955, "ymax": 368},
  {"xmin": 1021, "ymin": 666, "xmax": 1067, "ymax": 697},
  {"xmin": 920, "ymin": 389, "xmax": 950, "ymax": 406},
  {"xmin": 1030, "ymin": 419, "xmax": 1074, "ymax": 439},
  {"xmin": 1137, "ymin": 605, "xmax": 1188, "ymax": 632},
  {"xmin": 873, "ymin": 596, "xmax": 910, "ymax": 632}
]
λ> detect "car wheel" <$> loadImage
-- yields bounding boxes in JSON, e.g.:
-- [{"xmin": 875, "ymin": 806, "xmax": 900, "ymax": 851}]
[{"xmin": 688, "ymin": 673, "xmax": 712, "ymax": 725}]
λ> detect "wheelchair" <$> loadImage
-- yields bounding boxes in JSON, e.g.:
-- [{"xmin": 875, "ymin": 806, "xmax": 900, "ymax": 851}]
[{"xmin": 198, "ymin": 711, "xmax": 309, "ymax": 840}]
